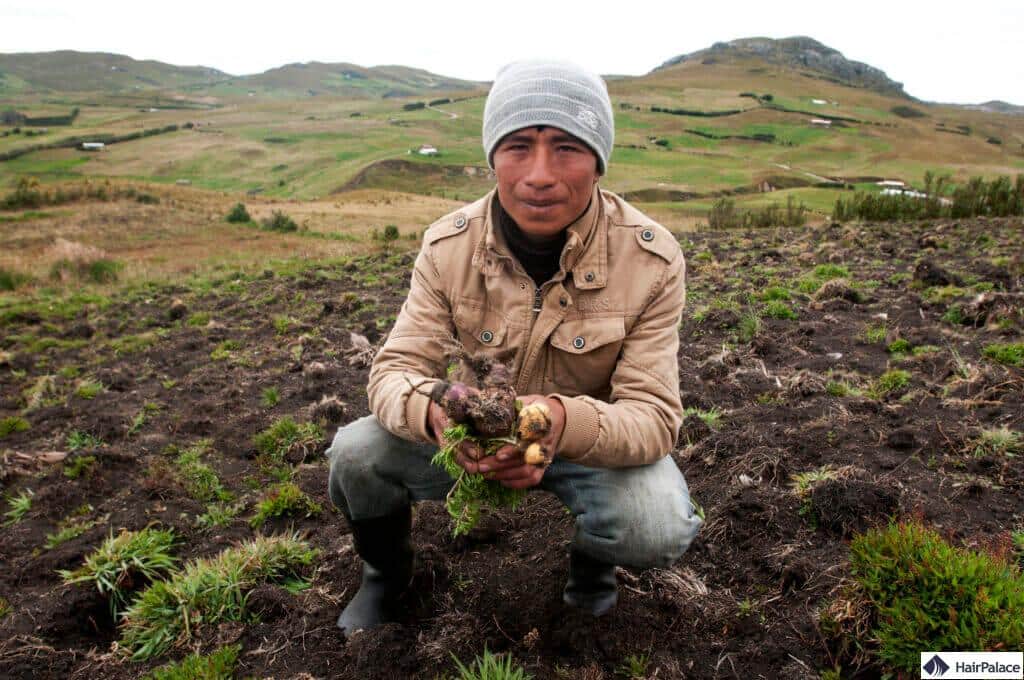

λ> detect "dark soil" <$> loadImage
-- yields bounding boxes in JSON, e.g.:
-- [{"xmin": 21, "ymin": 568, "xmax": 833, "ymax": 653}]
[{"xmin": 1, "ymin": 218, "xmax": 1022, "ymax": 679}]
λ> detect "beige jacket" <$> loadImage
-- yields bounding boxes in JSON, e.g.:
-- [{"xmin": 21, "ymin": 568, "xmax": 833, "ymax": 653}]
[{"xmin": 366, "ymin": 185, "xmax": 686, "ymax": 468}]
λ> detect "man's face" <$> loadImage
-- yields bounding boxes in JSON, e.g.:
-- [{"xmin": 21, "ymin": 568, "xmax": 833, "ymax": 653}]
[{"xmin": 493, "ymin": 126, "xmax": 600, "ymax": 240}]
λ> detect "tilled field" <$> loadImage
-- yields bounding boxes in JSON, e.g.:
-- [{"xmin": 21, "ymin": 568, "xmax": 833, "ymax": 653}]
[{"xmin": 1, "ymin": 218, "xmax": 1022, "ymax": 679}]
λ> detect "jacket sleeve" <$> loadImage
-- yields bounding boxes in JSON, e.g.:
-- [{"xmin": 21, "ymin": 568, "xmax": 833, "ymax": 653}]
[
  {"xmin": 552, "ymin": 253, "xmax": 686, "ymax": 468},
  {"xmin": 366, "ymin": 245, "xmax": 453, "ymax": 443}
]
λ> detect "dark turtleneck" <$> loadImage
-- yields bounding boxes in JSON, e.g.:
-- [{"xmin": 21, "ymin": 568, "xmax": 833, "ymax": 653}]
[{"xmin": 494, "ymin": 196, "xmax": 574, "ymax": 287}]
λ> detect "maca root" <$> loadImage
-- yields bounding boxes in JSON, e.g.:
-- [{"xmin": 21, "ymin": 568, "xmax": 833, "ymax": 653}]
[{"xmin": 421, "ymin": 350, "xmax": 554, "ymax": 535}]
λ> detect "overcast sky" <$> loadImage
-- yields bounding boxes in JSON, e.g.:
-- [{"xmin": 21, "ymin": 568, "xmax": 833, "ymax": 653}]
[{"xmin": 3, "ymin": 0, "xmax": 1022, "ymax": 104}]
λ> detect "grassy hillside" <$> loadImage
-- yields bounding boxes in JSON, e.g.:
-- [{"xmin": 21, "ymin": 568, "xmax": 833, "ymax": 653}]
[
  {"xmin": 1, "ymin": 43, "xmax": 1022, "ymax": 226},
  {"xmin": 0, "ymin": 51, "xmax": 228, "ymax": 94}
]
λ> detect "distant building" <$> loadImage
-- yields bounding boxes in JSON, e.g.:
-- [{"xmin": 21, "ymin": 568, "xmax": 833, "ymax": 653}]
[
  {"xmin": 877, "ymin": 180, "xmax": 906, "ymax": 188},
  {"xmin": 809, "ymin": 118, "xmax": 832, "ymax": 127},
  {"xmin": 418, "ymin": 144, "xmax": 438, "ymax": 156},
  {"xmin": 81, "ymin": 142, "xmax": 105, "ymax": 151},
  {"xmin": 811, "ymin": 99, "xmax": 827, "ymax": 105},
  {"xmin": 882, "ymin": 188, "xmax": 927, "ymax": 198}
]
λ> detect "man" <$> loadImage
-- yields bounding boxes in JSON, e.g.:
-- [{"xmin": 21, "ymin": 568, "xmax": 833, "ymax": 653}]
[{"xmin": 326, "ymin": 60, "xmax": 702, "ymax": 635}]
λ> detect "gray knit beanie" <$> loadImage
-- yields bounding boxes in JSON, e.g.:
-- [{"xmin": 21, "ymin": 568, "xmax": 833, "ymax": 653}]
[{"xmin": 482, "ymin": 59, "xmax": 614, "ymax": 174}]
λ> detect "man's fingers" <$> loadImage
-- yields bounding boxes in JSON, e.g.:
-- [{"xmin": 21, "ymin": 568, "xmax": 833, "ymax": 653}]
[
  {"xmin": 494, "ymin": 444, "xmax": 520, "ymax": 462},
  {"xmin": 499, "ymin": 471, "xmax": 544, "ymax": 489},
  {"xmin": 484, "ymin": 464, "xmax": 537, "ymax": 482}
]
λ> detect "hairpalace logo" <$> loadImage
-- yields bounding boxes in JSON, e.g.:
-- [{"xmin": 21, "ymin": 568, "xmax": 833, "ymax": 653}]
[
  {"xmin": 920, "ymin": 652, "xmax": 1023, "ymax": 679},
  {"xmin": 923, "ymin": 655, "xmax": 950, "ymax": 677}
]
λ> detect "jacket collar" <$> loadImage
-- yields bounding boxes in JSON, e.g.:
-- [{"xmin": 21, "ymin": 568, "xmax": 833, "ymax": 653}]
[{"xmin": 473, "ymin": 184, "xmax": 607, "ymax": 289}]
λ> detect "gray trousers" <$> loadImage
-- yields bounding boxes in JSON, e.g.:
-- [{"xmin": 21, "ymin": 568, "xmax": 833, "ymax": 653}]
[{"xmin": 326, "ymin": 416, "xmax": 702, "ymax": 568}]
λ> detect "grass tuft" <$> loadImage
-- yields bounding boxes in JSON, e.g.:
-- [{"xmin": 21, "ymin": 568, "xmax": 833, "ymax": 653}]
[
  {"xmin": 249, "ymin": 482, "xmax": 322, "ymax": 528},
  {"xmin": 850, "ymin": 521, "xmax": 1024, "ymax": 673},
  {"xmin": 253, "ymin": 416, "xmax": 323, "ymax": 464},
  {"xmin": 118, "ymin": 534, "xmax": 316, "ymax": 660},
  {"xmin": 869, "ymin": 370, "xmax": 911, "ymax": 399},
  {"xmin": 971, "ymin": 427, "xmax": 1022, "ymax": 458},
  {"xmin": 452, "ymin": 648, "xmax": 533, "ymax": 680},
  {"xmin": 3, "ymin": 489, "xmax": 34, "ymax": 526},
  {"xmin": 763, "ymin": 300, "xmax": 798, "ymax": 320},
  {"xmin": 60, "ymin": 527, "xmax": 177, "ymax": 617},
  {"xmin": 982, "ymin": 342, "xmax": 1023, "ymax": 367},
  {"xmin": 144, "ymin": 644, "xmax": 240, "ymax": 680},
  {"xmin": 0, "ymin": 416, "xmax": 31, "ymax": 438}
]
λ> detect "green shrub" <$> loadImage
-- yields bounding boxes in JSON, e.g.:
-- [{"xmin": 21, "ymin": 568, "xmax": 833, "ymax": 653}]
[
  {"xmin": 209, "ymin": 339, "xmax": 241, "ymax": 361},
  {"xmin": 763, "ymin": 301, "xmax": 798, "ymax": 320},
  {"xmin": 60, "ymin": 527, "xmax": 177, "ymax": 617},
  {"xmin": 0, "ymin": 416, "xmax": 30, "ymax": 438},
  {"xmin": 225, "ymin": 203, "xmax": 250, "ymax": 223},
  {"xmin": 260, "ymin": 210, "xmax": 298, "ymax": 232},
  {"xmin": 253, "ymin": 417, "xmax": 323, "ymax": 463},
  {"xmin": 51, "ymin": 257, "xmax": 123, "ymax": 284},
  {"xmin": 249, "ymin": 482, "xmax": 322, "ymax": 528},
  {"xmin": 118, "ymin": 534, "xmax": 316, "ymax": 660},
  {"xmin": 737, "ymin": 313, "xmax": 761, "ymax": 343},
  {"xmin": 982, "ymin": 343, "xmax": 1023, "ymax": 366},
  {"xmin": 0, "ymin": 266, "xmax": 31, "ymax": 291},
  {"xmin": 850, "ymin": 521, "xmax": 1024, "ymax": 673},
  {"xmin": 144, "ymin": 644, "xmax": 240, "ymax": 680}
]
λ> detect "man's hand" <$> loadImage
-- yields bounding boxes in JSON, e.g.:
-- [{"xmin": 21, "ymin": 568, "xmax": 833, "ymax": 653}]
[
  {"xmin": 428, "ymin": 400, "xmax": 484, "ymax": 471},
  {"xmin": 477, "ymin": 395, "xmax": 566, "ymax": 490}
]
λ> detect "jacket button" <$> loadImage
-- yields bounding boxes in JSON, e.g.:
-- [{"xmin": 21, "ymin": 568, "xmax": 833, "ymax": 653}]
[
  {"xmin": 584, "ymin": 271, "xmax": 595, "ymax": 282},
  {"xmin": 641, "ymin": 228, "xmax": 655, "ymax": 242},
  {"xmin": 454, "ymin": 216, "xmax": 467, "ymax": 228},
  {"xmin": 573, "ymin": 336, "xmax": 586, "ymax": 349},
  {"xmin": 480, "ymin": 330, "xmax": 494, "ymax": 343}
]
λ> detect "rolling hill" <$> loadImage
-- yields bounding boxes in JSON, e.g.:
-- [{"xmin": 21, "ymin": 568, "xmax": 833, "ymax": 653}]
[{"xmin": 1, "ymin": 38, "xmax": 1021, "ymax": 225}]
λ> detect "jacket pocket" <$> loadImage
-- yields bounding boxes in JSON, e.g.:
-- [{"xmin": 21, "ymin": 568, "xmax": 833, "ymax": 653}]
[
  {"xmin": 453, "ymin": 298, "xmax": 511, "ymax": 359},
  {"xmin": 547, "ymin": 316, "xmax": 626, "ymax": 396}
]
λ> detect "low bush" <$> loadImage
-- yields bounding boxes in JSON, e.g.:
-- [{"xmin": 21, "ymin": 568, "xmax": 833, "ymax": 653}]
[
  {"xmin": 0, "ymin": 267, "xmax": 31, "ymax": 291},
  {"xmin": 708, "ymin": 195, "xmax": 807, "ymax": 229},
  {"xmin": 850, "ymin": 521, "xmax": 1024, "ymax": 673},
  {"xmin": 260, "ymin": 210, "xmax": 298, "ymax": 232},
  {"xmin": 225, "ymin": 203, "xmax": 250, "ymax": 223}
]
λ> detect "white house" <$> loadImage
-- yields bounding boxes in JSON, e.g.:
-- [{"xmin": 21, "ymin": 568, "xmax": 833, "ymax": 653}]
[
  {"xmin": 811, "ymin": 99, "xmax": 827, "ymax": 105},
  {"xmin": 810, "ymin": 118, "xmax": 832, "ymax": 127},
  {"xmin": 81, "ymin": 142, "xmax": 105, "ymax": 151},
  {"xmin": 418, "ymin": 144, "xmax": 438, "ymax": 156},
  {"xmin": 877, "ymin": 180, "xmax": 906, "ymax": 188}
]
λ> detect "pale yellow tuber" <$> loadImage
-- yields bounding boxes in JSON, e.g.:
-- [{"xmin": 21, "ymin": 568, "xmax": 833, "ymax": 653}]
[{"xmin": 517, "ymin": 402, "xmax": 552, "ymax": 443}]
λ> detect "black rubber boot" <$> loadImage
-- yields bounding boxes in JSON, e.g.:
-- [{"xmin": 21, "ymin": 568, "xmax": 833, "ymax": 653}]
[
  {"xmin": 562, "ymin": 549, "xmax": 619, "ymax": 616},
  {"xmin": 336, "ymin": 508, "xmax": 413, "ymax": 635}
]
